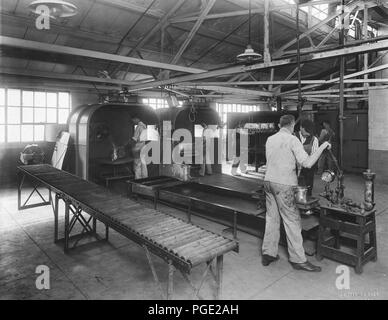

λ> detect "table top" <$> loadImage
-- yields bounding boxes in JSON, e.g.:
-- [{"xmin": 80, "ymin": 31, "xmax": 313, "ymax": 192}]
[
  {"xmin": 320, "ymin": 202, "xmax": 376, "ymax": 216},
  {"xmin": 96, "ymin": 157, "xmax": 134, "ymax": 165}
]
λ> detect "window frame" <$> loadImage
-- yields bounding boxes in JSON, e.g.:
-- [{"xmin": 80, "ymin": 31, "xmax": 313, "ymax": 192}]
[{"xmin": 0, "ymin": 87, "xmax": 71, "ymax": 144}]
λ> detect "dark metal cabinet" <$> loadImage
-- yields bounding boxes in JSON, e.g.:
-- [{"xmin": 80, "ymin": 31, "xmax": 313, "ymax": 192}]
[{"xmin": 343, "ymin": 111, "xmax": 368, "ymax": 173}]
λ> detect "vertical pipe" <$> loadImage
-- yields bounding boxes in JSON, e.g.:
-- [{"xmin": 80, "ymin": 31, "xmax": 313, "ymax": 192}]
[
  {"xmin": 363, "ymin": 4, "xmax": 369, "ymax": 87},
  {"xmin": 296, "ymin": 1, "xmax": 302, "ymax": 116},
  {"xmin": 263, "ymin": 0, "xmax": 270, "ymax": 63},
  {"xmin": 339, "ymin": 0, "xmax": 346, "ymax": 166}
]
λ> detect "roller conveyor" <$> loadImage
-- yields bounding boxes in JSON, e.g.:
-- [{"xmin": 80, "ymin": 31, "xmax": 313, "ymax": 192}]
[{"xmin": 17, "ymin": 164, "xmax": 238, "ymax": 299}]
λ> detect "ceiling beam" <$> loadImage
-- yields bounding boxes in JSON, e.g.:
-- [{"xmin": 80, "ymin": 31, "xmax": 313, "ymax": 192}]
[
  {"xmin": 121, "ymin": 0, "xmax": 186, "ymax": 57},
  {"xmin": 171, "ymin": 0, "xmax": 217, "ymax": 65},
  {"xmin": 177, "ymin": 85, "xmax": 273, "ymax": 97},
  {"xmin": 273, "ymin": 0, "xmax": 362, "ymax": 58},
  {"xmin": 280, "ymin": 63, "xmax": 388, "ymax": 96},
  {"xmin": 125, "ymin": 39, "xmax": 388, "ymax": 91},
  {"xmin": 168, "ymin": 0, "xmax": 342, "ymax": 23},
  {"xmin": 0, "ymin": 12, "xmax": 250, "ymax": 64},
  {"xmin": 0, "ymin": 67, "xmax": 142, "ymax": 86},
  {"xmin": 96, "ymin": 0, "xmax": 165, "ymax": 18},
  {"xmin": 0, "ymin": 36, "xmax": 206, "ymax": 74}
]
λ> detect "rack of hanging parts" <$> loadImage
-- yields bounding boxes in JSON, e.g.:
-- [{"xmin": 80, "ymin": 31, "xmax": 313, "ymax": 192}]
[{"xmin": 188, "ymin": 97, "xmax": 196, "ymax": 123}]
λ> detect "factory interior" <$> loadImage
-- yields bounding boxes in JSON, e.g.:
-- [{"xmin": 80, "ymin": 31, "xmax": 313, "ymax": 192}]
[{"xmin": 1, "ymin": 0, "xmax": 388, "ymax": 301}]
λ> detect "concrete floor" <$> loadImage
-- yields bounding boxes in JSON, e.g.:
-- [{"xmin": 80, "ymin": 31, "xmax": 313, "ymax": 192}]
[{"xmin": 1, "ymin": 172, "xmax": 388, "ymax": 300}]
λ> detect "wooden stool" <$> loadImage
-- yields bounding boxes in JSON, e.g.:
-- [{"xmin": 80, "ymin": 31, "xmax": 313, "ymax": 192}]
[{"xmin": 316, "ymin": 204, "xmax": 377, "ymax": 274}]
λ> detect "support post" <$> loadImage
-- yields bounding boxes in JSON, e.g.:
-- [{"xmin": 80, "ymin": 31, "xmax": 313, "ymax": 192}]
[
  {"xmin": 215, "ymin": 255, "xmax": 224, "ymax": 300},
  {"xmin": 167, "ymin": 260, "xmax": 175, "ymax": 300},
  {"xmin": 54, "ymin": 193, "xmax": 59, "ymax": 243},
  {"xmin": 64, "ymin": 200, "xmax": 70, "ymax": 253},
  {"xmin": 263, "ymin": 0, "xmax": 271, "ymax": 63},
  {"xmin": 363, "ymin": 3, "xmax": 369, "ymax": 88},
  {"xmin": 339, "ymin": 0, "xmax": 346, "ymax": 166}
]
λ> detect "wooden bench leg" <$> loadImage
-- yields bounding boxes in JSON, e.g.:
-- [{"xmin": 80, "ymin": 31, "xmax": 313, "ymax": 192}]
[
  {"xmin": 105, "ymin": 225, "xmax": 109, "ymax": 241},
  {"xmin": 370, "ymin": 214, "xmax": 378, "ymax": 262},
  {"xmin": 54, "ymin": 194, "xmax": 59, "ymax": 243},
  {"xmin": 167, "ymin": 260, "xmax": 174, "ymax": 300},
  {"xmin": 215, "ymin": 255, "xmax": 224, "ymax": 300},
  {"xmin": 64, "ymin": 201, "xmax": 70, "ymax": 253},
  {"xmin": 355, "ymin": 217, "xmax": 365, "ymax": 274},
  {"xmin": 143, "ymin": 245, "xmax": 166, "ymax": 300}
]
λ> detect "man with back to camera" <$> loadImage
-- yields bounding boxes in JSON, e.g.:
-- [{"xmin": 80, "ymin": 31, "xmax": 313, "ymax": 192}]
[{"xmin": 262, "ymin": 115, "xmax": 331, "ymax": 272}]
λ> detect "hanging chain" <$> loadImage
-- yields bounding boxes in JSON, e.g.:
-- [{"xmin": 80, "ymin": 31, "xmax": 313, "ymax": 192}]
[{"xmin": 188, "ymin": 97, "xmax": 196, "ymax": 123}]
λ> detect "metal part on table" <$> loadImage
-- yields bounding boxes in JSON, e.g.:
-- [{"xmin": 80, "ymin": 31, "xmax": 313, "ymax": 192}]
[
  {"xmin": 294, "ymin": 186, "xmax": 308, "ymax": 204},
  {"xmin": 363, "ymin": 169, "xmax": 376, "ymax": 211},
  {"xmin": 319, "ymin": 150, "xmax": 377, "ymax": 213},
  {"xmin": 17, "ymin": 164, "xmax": 238, "ymax": 300}
]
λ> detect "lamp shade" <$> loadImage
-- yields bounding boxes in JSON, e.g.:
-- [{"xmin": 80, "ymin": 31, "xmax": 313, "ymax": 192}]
[{"xmin": 28, "ymin": 0, "xmax": 78, "ymax": 18}]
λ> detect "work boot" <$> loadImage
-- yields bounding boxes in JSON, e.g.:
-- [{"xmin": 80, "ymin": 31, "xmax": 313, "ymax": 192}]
[
  {"xmin": 290, "ymin": 261, "xmax": 322, "ymax": 272},
  {"xmin": 262, "ymin": 254, "xmax": 280, "ymax": 266}
]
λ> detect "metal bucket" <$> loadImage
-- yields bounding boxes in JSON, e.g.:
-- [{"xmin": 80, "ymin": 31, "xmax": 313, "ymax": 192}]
[{"xmin": 294, "ymin": 186, "xmax": 308, "ymax": 204}]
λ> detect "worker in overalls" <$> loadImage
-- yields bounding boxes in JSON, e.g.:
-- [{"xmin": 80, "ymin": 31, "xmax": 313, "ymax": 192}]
[
  {"xmin": 199, "ymin": 122, "xmax": 213, "ymax": 176},
  {"xmin": 131, "ymin": 115, "xmax": 148, "ymax": 179},
  {"xmin": 231, "ymin": 121, "xmax": 248, "ymax": 176},
  {"xmin": 296, "ymin": 119, "xmax": 319, "ymax": 196}
]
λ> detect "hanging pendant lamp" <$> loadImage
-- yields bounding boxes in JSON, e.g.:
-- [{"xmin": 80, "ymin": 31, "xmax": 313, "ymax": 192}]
[
  {"xmin": 28, "ymin": 0, "xmax": 78, "ymax": 19},
  {"xmin": 236, "ymin": 0, "xmax": 262, "ymax": 62}
]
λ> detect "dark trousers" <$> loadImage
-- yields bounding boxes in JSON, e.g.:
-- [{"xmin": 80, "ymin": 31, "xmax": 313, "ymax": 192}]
[{"xmin": 298, "ymin": 168, "xmax": 315, "ymax": 196}]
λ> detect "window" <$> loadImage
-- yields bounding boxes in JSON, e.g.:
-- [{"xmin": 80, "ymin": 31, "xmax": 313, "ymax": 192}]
[
  {"xmin": 301, "ymin": 1, "xmax": 328, "ymax": 21},
  {"xmin": 0, "ymin": 88, "xmax": 71, "ymax": 143},
  {"xmin": 142, "ymin": 97, "xmax": 183, "ymax": 109},
  {"xmin": 216, "ymin": 103, "xmax": 262, "ymax": 129}
]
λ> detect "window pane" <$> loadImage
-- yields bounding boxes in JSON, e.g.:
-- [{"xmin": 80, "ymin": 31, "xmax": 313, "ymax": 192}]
[
  {"xmin": 21, "ymin": 125, "xmax": 34, "ymax": 142},
  {"xmin": 58, "ymin": 92, "xmax": 70, "ymax": 108},
  {"xmin": 7, "ymin": 125, "xmax": 21, "ymax": 142},
  {"xmin": 34, "ymin": 108, "xmax": 46, "ymax": 123},
  {"xmin": 58, "ymin": 109, "xmax": 69, "ymax": 124},
  {"xmin": 0, "ymin": 89, "xmax": 5, "ymax": 106},
  {"xmin": 7, "ymin": 107, "xmax": 21, "ymax": 124},
  {"xmin": 34, "ymin": 125, "xmax": 45, "ymax": 141},
  {"xmin": 0, "ymin": 125, "xmax": 4, "ymax": 142},
  {"xmin": 34, "ymin": 92, "xmax": 46, "ymax": 107},
  {"xmin": 47, "ymin": 108, "xmax": 57, "ymax": 123},
  {"xmin": 8, "ymin": 89, "xmax": 21, "ymax": 106},
  {"xmin": 47, "ymin": 92, "xmax": 57, "ymax": 108},
  {"xmin": 23, "ymin": 108, "xmax": 34, "ymax": 123},
  {"xmin": 0, "ymin": 107, "xmax": 4, "ymax": 123},
  {"xmin": 22, "ymin": 91, "xmax": 34, "ymax": 106}
]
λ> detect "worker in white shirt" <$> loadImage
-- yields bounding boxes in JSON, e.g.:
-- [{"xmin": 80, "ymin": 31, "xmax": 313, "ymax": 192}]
[
  {"xmin": 131, "ymin": 115, "xmax": 148, "ymax": 179},
  {"xmin": 296, "ymin": 119, "xmax": 319, "ymax": 196},
  {"xmin": 199, "ymin": 122, "xmax": 213, "ymax": 176},
  {"xmin": 263, "ymin": 115, "xmax": 331, "ymax": 272}
]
